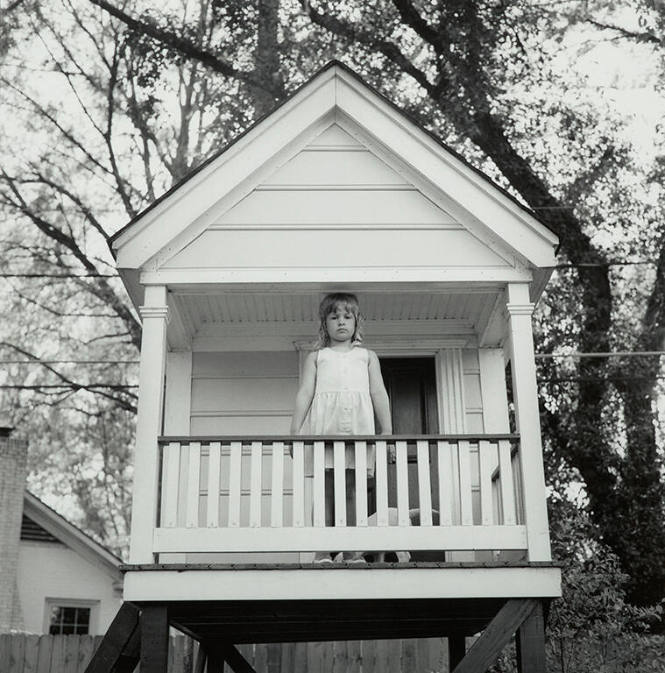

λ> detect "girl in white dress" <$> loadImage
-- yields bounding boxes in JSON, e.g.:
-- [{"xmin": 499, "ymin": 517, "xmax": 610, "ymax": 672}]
[{"xmin": 290, "ymin": 293, "xmax": 392, "ymax": 563}]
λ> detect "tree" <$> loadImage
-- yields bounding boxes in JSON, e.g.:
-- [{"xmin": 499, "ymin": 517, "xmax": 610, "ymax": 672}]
[{"xmin": 86, "ymin": 0, "xmax": 665, "ymax": 605}]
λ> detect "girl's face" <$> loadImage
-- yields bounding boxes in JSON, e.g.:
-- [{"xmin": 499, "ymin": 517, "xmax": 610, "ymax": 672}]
[{"xmin": 325, "ymin": 303, "xmax": 356, "ymax": 345}]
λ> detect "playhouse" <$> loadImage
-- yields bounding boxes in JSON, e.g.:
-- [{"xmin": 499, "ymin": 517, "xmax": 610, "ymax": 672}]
[{"xmin": 94, "ymin": 62, "xmax": 561, "ymax": 673}]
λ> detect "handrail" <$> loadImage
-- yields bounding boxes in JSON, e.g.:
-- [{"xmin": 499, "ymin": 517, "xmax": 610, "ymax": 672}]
[{"xmin": 158, "ymin": 433, "xmax": 520, "ymax": 444}]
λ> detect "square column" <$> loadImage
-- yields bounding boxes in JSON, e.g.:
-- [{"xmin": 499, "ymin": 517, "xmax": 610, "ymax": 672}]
[
  {"xmin": 129, "ymin": 285, "xmax": 169, "ymax": 564},
  {"xmin": 507, "ymin": 283, "xmax": 551, "ymax": 561}
]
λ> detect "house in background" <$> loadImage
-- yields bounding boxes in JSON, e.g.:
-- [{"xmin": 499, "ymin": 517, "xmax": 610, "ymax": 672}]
[{"xmin": 0, "ymin": 429, "xmax": 123, "ymax": 635}]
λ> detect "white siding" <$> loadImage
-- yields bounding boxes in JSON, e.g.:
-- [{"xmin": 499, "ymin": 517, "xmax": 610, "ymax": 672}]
[
  {"xmin": 190, "ymin": 352, "xmax": 298, "ymax": 435},
  {"xmin": 17, "ymin": 542, "xmax": 121, "ymax": 634}
]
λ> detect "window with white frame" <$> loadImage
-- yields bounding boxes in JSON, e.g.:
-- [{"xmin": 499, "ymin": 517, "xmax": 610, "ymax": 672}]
[{"xmin": 45, "ymin": 599, "xmax": 98, "ymax": 635}]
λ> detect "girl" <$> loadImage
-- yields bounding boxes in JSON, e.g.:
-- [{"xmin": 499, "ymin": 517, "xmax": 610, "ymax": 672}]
[{"xmin": 290, "ymin": 293, "xmax": 392, "ymax": 563}]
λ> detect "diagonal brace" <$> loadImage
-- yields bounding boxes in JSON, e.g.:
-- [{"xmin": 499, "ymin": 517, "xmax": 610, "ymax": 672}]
[
  {"xmin": 452, "ymin": 599, "xmax": 539, "ymax": 673},
  {"xmin": 84, "ymin": 602, "xmax": 140, "ymax": 673}
]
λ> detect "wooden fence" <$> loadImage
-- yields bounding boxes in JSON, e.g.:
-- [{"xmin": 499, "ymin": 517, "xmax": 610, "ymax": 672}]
[{"xmin": 0, "ymin": 634, "xmax": 452, "ymax": 672}]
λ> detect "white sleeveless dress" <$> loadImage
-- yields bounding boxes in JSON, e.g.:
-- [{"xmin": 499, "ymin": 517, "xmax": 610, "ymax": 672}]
[{"xmin": 302, "ymin": 346, "xmax": 376, "ymax": 474}]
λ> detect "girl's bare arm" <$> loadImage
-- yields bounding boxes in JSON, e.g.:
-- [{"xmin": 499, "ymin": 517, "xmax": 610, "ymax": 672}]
[
  {"xmin": 368, "ymin": 350, "xmax": 393, "ymax": 434},
  {"xmin": 290, "ymin": 351, "xmax": 317, "ymax": 434}
]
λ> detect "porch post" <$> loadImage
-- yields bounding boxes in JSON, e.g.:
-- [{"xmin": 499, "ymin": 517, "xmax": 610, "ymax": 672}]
[
  {"xmin": 129, "ymin": 285, "xmax": 169, "ymax": 564},
  {"xmin": 506, "ymin": 283, "xmax": 551, "ymax": 561}
]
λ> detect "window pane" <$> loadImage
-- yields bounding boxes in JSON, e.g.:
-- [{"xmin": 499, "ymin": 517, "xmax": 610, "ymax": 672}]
[{"xmin": 48, "ymin": 605, "xmax": 91, "ymax": 635}]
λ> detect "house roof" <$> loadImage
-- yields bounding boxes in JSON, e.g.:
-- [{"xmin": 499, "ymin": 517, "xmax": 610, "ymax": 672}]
[
  {"xmin": 109, "ymin": 60, "xmax": 556, "ymax": 255},
  {"xmin": 110, "ymin": 61, "xmax": 558, "ymax": 280},
  {"xmin": 22, "ymin": 492, "xmax": 123, "ymax": 581}
]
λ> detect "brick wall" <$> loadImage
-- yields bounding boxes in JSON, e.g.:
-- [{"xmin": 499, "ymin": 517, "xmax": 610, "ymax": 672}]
[{"xmin": 0, "ymin": 434, "xmax": 28, "ymax": 632}]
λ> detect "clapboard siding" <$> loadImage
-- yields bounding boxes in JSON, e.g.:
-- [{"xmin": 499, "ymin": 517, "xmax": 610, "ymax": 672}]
[
  {"xmin": 190, "ymin": 352, "xmax": 297, "ymax": 435},
  {"xmin": 164, "ymin": 228, "xmax": 508, "ymax": 270}
]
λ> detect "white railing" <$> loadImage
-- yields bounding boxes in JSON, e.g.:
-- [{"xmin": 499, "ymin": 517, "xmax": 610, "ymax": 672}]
[{"xmin": 155, "ymin": 435, "xmax": 526, "ymax": 557}]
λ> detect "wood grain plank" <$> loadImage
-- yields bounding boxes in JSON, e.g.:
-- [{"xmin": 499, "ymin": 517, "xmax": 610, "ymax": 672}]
[
  {"xmin": 333, "ymin": 441, "xmax": 347, "ymax": 526},
  {"xmin": 270, "ymin": 442, "xmax": 284, "ymax": 527},
  {"xmin": 291, "ymin": 441, "xmax": 305, "ymax": 527},
  {"xmin": 228, "ymin": 442, "xmax": 242, "ymax": 527},
  {"xmin": 395, "ymin": 440, "xmax": 409, "ymax": 526},
  {"xmin": 417, "ymin": 440, "xmax": 433, "ymax": 526},
  {"xmin": 249, "ymin": 441, "xmax": 263, "ymax": 527},
  {"xmin": 206, "ymin": 442, "xmax": 221, "ymax": 527}
]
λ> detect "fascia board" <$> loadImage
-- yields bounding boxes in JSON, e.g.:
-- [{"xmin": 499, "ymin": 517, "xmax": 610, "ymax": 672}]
[
  {"xmin": 113, "ymin": 69, "xmax": 338, "ymax": 269},
  {"xmin": 334, "ymin": 70, "xmax": 558, "ymax": 267},
  {"xmin": 23, "ymin": 492, "xmax": 122, "ymax": 580}
]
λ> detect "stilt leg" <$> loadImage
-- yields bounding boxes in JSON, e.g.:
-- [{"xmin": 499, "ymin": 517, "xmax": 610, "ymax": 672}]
[
  {"xmin": 140, "ymin": 606, "xmax": 169, "ymax": 673},
  {"xmin": 516, "ymin": 600, "xmax": 546, "ymax": 673},
  {"xmin": 448, "ymin": 634, "xmax": 465, "ymax": 671}
]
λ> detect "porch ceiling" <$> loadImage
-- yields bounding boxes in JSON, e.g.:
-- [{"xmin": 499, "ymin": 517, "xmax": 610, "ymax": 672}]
[{"xmin": 169, "ymin": 289, "xmax": 501, "ymax": 330}]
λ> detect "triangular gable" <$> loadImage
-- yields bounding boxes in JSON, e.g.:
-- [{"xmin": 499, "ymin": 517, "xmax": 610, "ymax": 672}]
[
  {"xmin": 22, "ymin": 492, "xmax": 122, "ymax": 581},
  {"xmin": 112, "ymin": 62, "xmax": 557, "ymax": 285}
]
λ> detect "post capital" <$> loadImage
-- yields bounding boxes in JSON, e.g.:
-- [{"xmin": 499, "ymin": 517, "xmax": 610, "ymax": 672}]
[
  {"xmin": 139, "ymin": 305, "xmax": 170, "ymax": 322},
  {"xmin": 506, "ymin": 302, "xmax": 534, "ymax": 317}
]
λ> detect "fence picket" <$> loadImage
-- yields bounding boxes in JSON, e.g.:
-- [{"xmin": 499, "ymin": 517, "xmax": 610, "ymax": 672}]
[
  {"xmin": 227, "ymin": 441, "xmax": 242, "ymax": 527},
  {"xmin": 270, "ymin": 442, "xmax": 284, "ymax": 527},
  {"xmin": 333, "ymin": 441, "xmax": 347, "ymax": 526},
  {"xmin": 375, "ymin": 441, "xmax": 389, "ymax": 526},
  {"xmin": 249, "ymin": 441, "xmax": 263, "ymax": 527},
  {"xmin": 206, "ymin": 441, "xmax": 221, "ymax": 527},
  {"xmin": 354, "ymin": 442, "xmax": 368, "ymax": 527},
  {"xmin": 23, "ymin": 634, "xmax": 40, "ymax": 673},
  {"xmin": 162, "ymin": 442, "xmax": 181, "ymax": 527},
  {"xmin": 457, "ymin": 440, "xmax": 473, "ymax": 525},
  {"xmin": 313, "ymin": 441, "xmax": 326, "ymax": 527},
  {"xmin": 437, "ymin": 441, "xmax": 453, "ymax": 526},
  {"xmin": 9, "ymin": 632, "xmax": 25, "ymax": 673},
  {"xmin": 292, "ymin": 441, "xmax": 305, "ymax": 527},
  {"xmin": 479, "ymin": 440, "xmax": 493, "ymax": 526},
  {"xmin": 417, "ymin": 440, "xmax": 433, "ymax": 526},
  {"xmin": 498, "ymin": 440, "xmax": 516, "ymax": 525}
]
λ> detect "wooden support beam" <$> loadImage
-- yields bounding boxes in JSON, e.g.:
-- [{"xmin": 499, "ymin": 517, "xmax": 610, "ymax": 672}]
[
  {"xmin": 219, "ymin": 643, "xmax": 258, "ymax": 673},
  {"xmin": 452, "ymin": 599, "xmax": 538, "ymax": 673},
  {"xmin": 516, "ymin": 601, "xmax": 546, "ymax": 673},
  {"xmin": 84, "ymin": 602, "xmax": 140, "ymax": 673},
  {"xmin": 448, "ymin": 634, "xmax": 466, "ymax": 671},
  {"xmin": 140, "ymin": 606, "xmax": 169, "ymax": 673},
  {"xmin": 115, "ymin": 623, "xmax": 141, "ymax": 673}
]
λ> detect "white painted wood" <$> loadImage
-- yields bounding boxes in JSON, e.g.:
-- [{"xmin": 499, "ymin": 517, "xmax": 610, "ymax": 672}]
[
  {"xmin": 498, "ymin": 440, "xmax": 517, "ymax": 525},
  {"xmin": 395, "ymin": 441, "xmax": 409, "ymax": 526},
  {"xmin": 416, "ymin": 440, "xmax": 432, "ymax": 526},
  {"xmin": 270, "ymin": 442, "xmax": 284, "ymax": 527},
  {"xmin": 436, "ymin": 349, "xmax": 466, "ymax": 434},
  {"xmin": 141, "ymin": 266, "xmax": 532, "ymax": 287},
  {"xmin": 185, "ymin": 442, "xmax": 201, "ymax": 528},
  {"xmin": 163, "ymin": 352, "xmax": 192, "ymax": 434},
  {"xmin": 354, "ymin": 441, "xmax": 368, "ymax": 527},
  {"xmin": 163, "ymin": 228, "xmax": 510, "ymax": 272},
  {"xmin": 206, "ymin": 442, "xmax": 221, "ymax": 527},
  {"xmin": 312, "ymin": 441, "xmax": 325, "ymax": 527},
  {"xmin": 292, "ymin": 441, "xmax": 305, "ymax": 527},
  {"xmin": 333, "ymin": 441, "xmax": 346, "ymax": 527},
  {"xmin": 375, "ymin": 441, "xmax": 389, "ymax": 526},
  {"xmin": 153, "ymin": 524, "xmax": 528, "ymax": 554},
  {"xmin": 124, "ymin": 565, "xmax": 561, "ymax": 602},
  {"xmin": 161, "ymin": 442, "xmax": 181, "ymax": 528},
  {"xmin": 437, "ymin": 441, "xmax": 453, "ymax": 526},
  {"xmin": 478, "ymin": 348, "xmax": 510, "ymax": 432},
  {"xmin": 458, "ymin": 440, "xmax": 473, "ymax": 525},
  {"xmin": 249, "ymin": 441, "xmax": 263, "ymax": 527},
  {"xmin": 227, "ymin": 441, "xmax": 242, "ymax": 527},
  {"xmin": 478, "ymin": 440, "xmax": 493, "ymax": 526},
  {"xmin": 507, "ymin": 282, "xmax": 552, "ymax": 561},
  {"xmin": 128, "ymin": 285, "xmax": 168, "ymax": 563},
  {"xmin": 309, "ymin": 124, "xmax": 363, "ymax": 147},
  {"xmin": 262, "ymin": 147, "xmax": 411, "ymax": 186}
]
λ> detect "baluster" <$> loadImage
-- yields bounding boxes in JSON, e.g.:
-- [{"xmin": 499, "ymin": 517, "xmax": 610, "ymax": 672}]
[
  {"xmin": 186, "ymin": 442, "xmax": 201, "ymax": 528},
  {"xmin": 333, "ymin": 441, "xmax": 347, "ymax": 526},
  {"xmin": 206, "ymin": 441, "xmax": 221, "ymax": 527},
  {"xmin": 416, "ymin": 440, "xmax": 432, "ymax": 526},
  {"xmin": 292, "ymin": 441, "xmax": 305, "ymax": 527},
  {"xmin": 228, "ymin": 441, "xmax": 242, "ymax": 527},
  {"xmin": 249, "ymin": 441, "xmax": 263, "ymax": 527},
  {"xmin": 375, "ymin": 440, "xmax": 389, "ymax": 526},
  {"xmin": 437, "ymin": 441, "xmax": 453, "ymax": 526},
  {"xmin": 479, "ymin": 440, "xmax": 493, "ymax": 525},
  {"xmin": 498, "ymin": 439, "xmax": 516, "ymax": 525},
  {"xmin": 161, "ymin": 442, "xmax": 181, "ymax": 527},
  {"xmin": 270, "ymin": 442, "xmax": 284, "ymax": 528},
  {"xmin": 458, "ymin": 440, "xmax": 473, "ymax": 525},
  {"xmin": 313, "ymin": 440, "xmax": 326, "ymax": 527},
  {"xmin": 395, "ymin": 440, "xmax": 409, "ymax": 526},
  {"xmin": 354, "ymin": 441, "xmax": 368, "ymax": 526}
]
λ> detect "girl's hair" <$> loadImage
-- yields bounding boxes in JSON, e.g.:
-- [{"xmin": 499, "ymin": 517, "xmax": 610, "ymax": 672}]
[{"xmin": 314, "ymin": 293, "xmax": 364, "ymax": 348}]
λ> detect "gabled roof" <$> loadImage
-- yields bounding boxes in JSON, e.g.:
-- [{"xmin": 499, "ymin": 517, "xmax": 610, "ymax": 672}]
[
  {"xmin": 111, "ymin": 60, "xmax": 558, "ymax": 281},
  {"xmin": 22, "ymin": 492, "xmax": 123, "ymax": 581}
]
